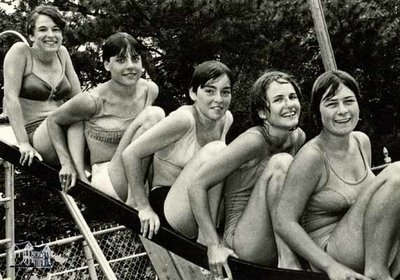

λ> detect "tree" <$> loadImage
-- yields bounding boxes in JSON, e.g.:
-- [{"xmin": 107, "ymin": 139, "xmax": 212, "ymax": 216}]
[{"xmin": 1, "ymin": 0, "xmax": 400, "ymax": 161}]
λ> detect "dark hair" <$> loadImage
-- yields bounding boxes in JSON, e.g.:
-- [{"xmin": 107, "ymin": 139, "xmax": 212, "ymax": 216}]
[
  {"xmin": 102, "ymin": 32, "xmax": 142, "ymax": 62},
  {"xmin": 310, "ymin": 70, "xmax": 360, "ymax": 129},
  {"xmin": 250, "ymin": 71, "xmax": 302, "ymax": 126},
  {"xmin": 27, "ymin": 5, "xmax": 66, "ymax": 36},
  {"xmin": 189, "ymin": 60, "xmax": 234, "ymax": 93}
]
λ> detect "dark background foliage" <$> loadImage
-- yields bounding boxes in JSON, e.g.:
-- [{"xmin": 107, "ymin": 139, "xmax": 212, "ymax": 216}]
[{"xmin": 2, "ymin": 0, "xmax": 399, "ymax": 163}]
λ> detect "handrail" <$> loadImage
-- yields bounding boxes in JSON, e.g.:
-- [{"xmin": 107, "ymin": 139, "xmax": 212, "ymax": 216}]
[{"xmin": 0, "ymin": 139, "xmax": 329, "ymax": 280}]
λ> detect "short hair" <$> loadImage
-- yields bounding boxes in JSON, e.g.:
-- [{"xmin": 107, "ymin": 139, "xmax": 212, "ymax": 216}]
[
  {"xmin": 250, "ymin": 71, "xmax": 302, "ymax": 126},
  {"xmin": 189, "ymin": 60, "xmax": 234, "ymax": 93},
  {"xmin": 102, "ymin": 32, "xmax": 142, "ymax": 62},
  {"xmin": 310, "ymin": 70, "xmax": 361, "ymax": 129},
  {"xmin": 27, "ymin": 5, "xmax": 66, "ymax": 36}
]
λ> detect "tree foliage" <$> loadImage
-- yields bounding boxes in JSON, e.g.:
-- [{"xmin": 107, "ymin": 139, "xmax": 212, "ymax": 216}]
[{"xmin": 1, "ymin": 0, "xmax": 400, "ymax": 162}]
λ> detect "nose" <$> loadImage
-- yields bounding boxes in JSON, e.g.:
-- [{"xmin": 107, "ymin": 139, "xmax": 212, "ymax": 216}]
[
  {"xmin": 284, "ymin": 97, "xmax": 294, "ymax": 108},
  {"xmin": 214, "ymin": 91, "xmax": 223, "ymax": 103},
  {"xmin": 337, "ymin": 102, "xmax": 348, "ymax": 114},
  {"xmin": 46, "ymin": 29, "xmax": 55, "ymax": 37}
]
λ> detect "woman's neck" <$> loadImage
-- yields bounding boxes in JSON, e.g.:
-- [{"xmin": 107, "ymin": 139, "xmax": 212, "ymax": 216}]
[
  {"xmin": 263, "ymin": 123, "xmax": 293, "ymax": 150},
  {"xmin": 31, "ymin": 46, "xmax": 57, "ymax": 65},
  {"xmin": 106, "ymin": 79, "xmax": 138, "ymax": 99},
  {"xmin": 318, "ymin": 129, "xmax": 351, "ymax": 153}
]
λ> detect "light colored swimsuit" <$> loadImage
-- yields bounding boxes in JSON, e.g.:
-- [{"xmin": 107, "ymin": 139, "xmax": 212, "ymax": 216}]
[
  {"xmin": 301, "ymin": 134, "xmax": 375, "ymax": 251},
  {"xmin": 85, "ymin": 88, "xmax": 151, "ymax": 200},
  {"xmin": 151, "ymin": 106, "xmax": 232, "ymax": 188},
  {"xmin": 18, "ymin": 49, "xmax": 71, "ymax": 141},
  {"xmin": 151, "ymin": 106, "xmax": 232, "ymax": 235},
  {"xmin": 223, "ymin": 126, "xmax": 303, "ymax": 248}
]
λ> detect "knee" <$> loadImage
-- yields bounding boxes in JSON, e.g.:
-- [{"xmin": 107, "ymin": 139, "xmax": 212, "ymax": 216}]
[
  {"xmin": 267, "ymin": 153, "xmax": 294, "ymax": 174},
  {"xmin": 198, "ymin": 141, "xmax": 226, "ymax": 159},
  {"xmin": 381, "ymin": 162, "xmax": 400, "ymax": 190},
  {"xmin": 140, "ymin": 106, "xmax": 165, "ymax": 129}
]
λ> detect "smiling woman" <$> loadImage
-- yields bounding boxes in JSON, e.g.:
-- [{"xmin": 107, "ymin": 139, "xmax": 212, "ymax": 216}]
[
  {"xmin": 47, "ymin": 32, "xmax": 165, "ymax": 200},
  {"xmin": 276, "ymin": 70, "xmax": 400, "ymax": 280},
  {"xmin": 121, "ymin": 60, "xmax": 234, "ymax": 244},
  {"xmin": 3, "ymin": 5, "xmax": 81, "ymax": 167},
  {"xmin": 183, "ymin": 71, "xmax": 306, "ymax": 279}
]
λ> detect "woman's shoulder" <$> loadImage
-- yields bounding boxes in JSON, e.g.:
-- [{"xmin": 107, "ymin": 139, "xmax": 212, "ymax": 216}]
[
  {"xmin": 140, "ymin": 78, "xmax": 159, "ymax": 100},
  {"xmin": 352, "ymin": 131, "xmax": 370, "ymax": 145},
  {"xmin": 167, "ymin": 106, "xmax": 195, "ymax": 125},
  {"xmin": 57, "ymin": 45, "xmax": 71, "ymax": 59},
  {"xmin": 6, "ymin": 42, "xmax": 30, "ymax": 59},
  {"xmin": 351, "ymin": 131, "xmax": 371, "ymax": 154},
  {"xmin": 290, "ymin": 127, "xmax": 306, "ymax": 149},
  {"xmin": 173, "ymin": 105, "xmax": 195, "ymax": 117},
  {"xmin": 236, "ymin": 126, "xmax": 270, "ymax": 148},
  {"xmin": 224, "ymin": 109, "xmax": 233, "ymax": 123},
  {"xmin": 294, "ymin": 137, "xmax": 325, "ymax": 166}
]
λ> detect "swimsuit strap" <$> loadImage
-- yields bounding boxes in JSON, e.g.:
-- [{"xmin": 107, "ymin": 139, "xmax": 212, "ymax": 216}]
[{"xmin": 319, "ymin": 134, "xmax": 369, "ymax": 185}]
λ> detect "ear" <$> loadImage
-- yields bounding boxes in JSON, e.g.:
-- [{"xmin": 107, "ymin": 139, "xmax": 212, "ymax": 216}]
[
  {"xmin": 29, "ymin": 34, "xmax": 35, "ymax": 42},
  {"xmin": 189, "ymin": 87, "xmax": 197, "ymax": 102},
  {"xmin": 104, "ymin": 61, "xmax": 110, "ymax": 72},
  {"xmin": 258, "ymin": 109, "xmax": 268, "ymax": 120}
]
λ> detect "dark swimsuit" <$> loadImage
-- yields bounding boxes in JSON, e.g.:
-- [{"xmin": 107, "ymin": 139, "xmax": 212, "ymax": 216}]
[{"xmin": 18, "ymin": 48, "xmax": 71, "ymax": 142}]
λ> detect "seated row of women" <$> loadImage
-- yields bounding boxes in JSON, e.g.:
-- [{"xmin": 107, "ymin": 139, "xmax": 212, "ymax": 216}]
[{"xmin": 4, "ymin": 5, "xmax": 400, "ymax": 280}]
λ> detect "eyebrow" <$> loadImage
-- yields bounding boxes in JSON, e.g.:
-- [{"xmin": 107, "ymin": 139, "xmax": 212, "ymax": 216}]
[
  {"xmin": 203, "ymin": 84, "xmax": 231, "ymax": 89},
  {"xmin": 324, "ymin": 95, "xmax": 356, "ymax": 103}
]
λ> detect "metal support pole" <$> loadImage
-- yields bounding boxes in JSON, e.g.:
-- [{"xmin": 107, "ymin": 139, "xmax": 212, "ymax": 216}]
[
  {"xmin": 82, "ymin": 240, "xmax": 99, "ymax": 280},
  {"xmin": 308, "ymin": 0, "xmax": 337, "ymax": 71},
  {"xmin": 4, "ymin": 162, "xmax": 15, "ymax": 279},
  {"xmin": 59, "ymin": 192, "xmax": 117, "ymax": 280}
]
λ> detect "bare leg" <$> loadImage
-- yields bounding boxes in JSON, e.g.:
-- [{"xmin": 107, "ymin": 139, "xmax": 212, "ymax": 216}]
[
  {"xmin": 32, "ymin": 118, "xmax": 59, "ymax": 164},
  {"xmin": 264, "ymin": 154, "xmax": 302, "ymax": 270},
  {"xmin": 364, "ymin": 163, "xmax": 400, "ymax": 280},
  {"xmin": 109, "ymin": 106, "xmax": 165, "ymax": 201},
  {"xmin": 230, "ymin": 153, "xmax": 294, "ymax": 266},
  {"xmin": 164, "ymin": 141, "xmax": 226, "ymax": 239}
]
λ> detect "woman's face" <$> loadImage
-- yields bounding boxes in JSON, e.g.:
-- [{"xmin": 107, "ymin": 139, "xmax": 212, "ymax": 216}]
[
  {"xmin": 263, "ymin": 81, "xmax": 301, "ymax": 129},
  {"xmin": 30, "ymin": 15, "xmax": 63, "ymax": 52},
  {"xmin": 104, "ymin": 52, "xmax": 143, "ymax": 87},
  {"xmin": 319, "ymin": 84, "xmax": 359, "ymax": 137},
  {"xmin": 190, "ymin": 74, "xmax": 232, "ymax": 121}
]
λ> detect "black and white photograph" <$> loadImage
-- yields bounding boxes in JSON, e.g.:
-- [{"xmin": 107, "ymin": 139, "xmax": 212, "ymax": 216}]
[{"xmin": 0, "ymin": 0, "xmax": 399, "ymax": 279}]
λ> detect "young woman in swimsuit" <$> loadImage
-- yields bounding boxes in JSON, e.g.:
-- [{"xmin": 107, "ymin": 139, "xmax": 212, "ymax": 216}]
[
  {"xmin": 121, "ymin": 60, "xmax": 233, "ymax": 241},
  {"xmin": 276, "ymin": 70, "xmax": 400, "ymax": 280},
  {"xmin": 47, "ymin": 32, "xmax": 164, "ymax": 200},
  {"xmin": 187, "ymin": 71, "xmax": 305, "ymax": 279},
  {"xmin": 3, "ymin": 5, "xmax": 81, "ymax": 166}
]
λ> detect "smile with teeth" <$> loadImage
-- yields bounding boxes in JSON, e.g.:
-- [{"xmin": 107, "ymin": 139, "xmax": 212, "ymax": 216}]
[
  {"xmin": 281, "ymin": 111, "xmax": 296, "ymax": 118},
  {"xmin": 335, "ymin": 118, "xmax": 351, "ymax": 123}
]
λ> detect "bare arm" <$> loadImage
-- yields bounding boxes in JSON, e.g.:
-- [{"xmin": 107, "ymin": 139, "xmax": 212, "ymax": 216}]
[
  {"xmin": 3, "ymin": 43, "xmax": 42, "ymax": 165},
  {"xmin": 188, "ymin": 131, "xmax": 264, "ymax": 279},
  {"xmin": 47, "ymin": 93, "xmax": 96, "ymax": 189},
  {"xmin": 122, "ymin": 109, "xmax": 191, "ymax": 238},
  {"xmin": 275, "ymin": 145, "xmax": 369, "ymax": 280},
  {"xmin": 122, "ymin": 110, "xmax": 190, "ymax": 208},
  {"xmin": 190, "ymin": 132, "xmax": 264, "ymax": 246}
]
